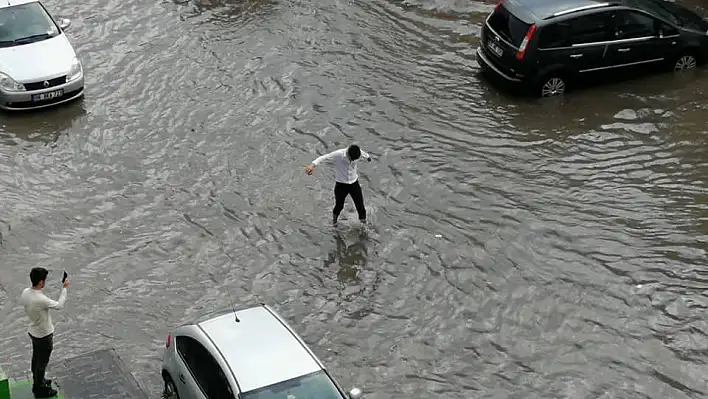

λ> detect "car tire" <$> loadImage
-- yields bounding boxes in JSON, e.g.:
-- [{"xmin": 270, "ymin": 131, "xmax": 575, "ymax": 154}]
[
  {"xmin": 163, "ymin": 373, "xmax": 180, "ymax": 399},
  {"xmin": 672, "ymin": 52, "xmax": 698, "ymax": 72},
  {"xmin": 536, "ymin": 74, "xmax": 567, "ymax": 98}
]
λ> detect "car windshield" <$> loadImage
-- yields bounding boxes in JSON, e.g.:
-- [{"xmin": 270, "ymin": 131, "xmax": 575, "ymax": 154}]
[
  {"xmin": 636, "ymin": 1, "xmax": 679, "ymax": 24},
  {"xmin": 0, "ymin": 1, "xmax": 59, "ymax": 47},
  {"xmin": 648, "ymin": 0, "xmax": 708, "ymax": 30},
  {"xmin": 628, "ymin": 0, "xmax": 680, "ymax": 25},
  {"xmin": 240, "ymin": 370, "xmax": 344, "ymax": 399}
]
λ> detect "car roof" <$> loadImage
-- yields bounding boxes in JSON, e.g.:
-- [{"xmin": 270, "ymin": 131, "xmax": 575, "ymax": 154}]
[
  {"xmin": 503, "ymin": 0, "xmax": 616, "ymax": 21},
  {"xmin": 0, "ymin": 0, "xmax": 39, "ymax": 9},
  {"xmin": 197, "ymin": 305, "xmax": 323, "ymax": 393}
]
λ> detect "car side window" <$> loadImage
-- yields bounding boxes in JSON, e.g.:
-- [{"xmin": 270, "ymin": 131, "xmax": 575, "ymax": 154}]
[
  {"xmin": 538, "ymin": 22, "xmax": 571, "ymax": 49},
  {"xmin": 614, "ymin": 10, "xmax": 656, "ymax": 39},
  {"xmin": 566, "ymin": 12, "xmax": 614, "ymax": 45},
  {"xmin": 175, "ymin": 336, "xmax": 236, "ymax": 399}
]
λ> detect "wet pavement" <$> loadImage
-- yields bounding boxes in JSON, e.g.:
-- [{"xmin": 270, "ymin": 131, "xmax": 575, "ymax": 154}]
[{"xmin": 1, "ymin": 0, "xmax": 708, "ymax": 397}]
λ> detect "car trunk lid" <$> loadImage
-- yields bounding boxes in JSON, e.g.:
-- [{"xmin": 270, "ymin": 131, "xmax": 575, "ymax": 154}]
[{"xmin": 482, "ymin": 1, "xmax": 537, "ymax": 72}]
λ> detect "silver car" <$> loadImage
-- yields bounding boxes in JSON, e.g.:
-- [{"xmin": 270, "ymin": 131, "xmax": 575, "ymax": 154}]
[
  {"xmin": 161, "ymin": 303, "xmax": 364, "ymax": 399},
  {"xmin": 0, "ymin": 0, "xmax": 84, "ymax": 111}
]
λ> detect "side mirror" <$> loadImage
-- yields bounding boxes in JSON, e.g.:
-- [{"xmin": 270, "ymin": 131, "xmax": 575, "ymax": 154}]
[
  {"xmin": 59, "ymin": 18, "xmax": 71, "ymax": 30},
  {"xmin": 349, "ymin": 387, "xmax": 362, "ymax": 399}
]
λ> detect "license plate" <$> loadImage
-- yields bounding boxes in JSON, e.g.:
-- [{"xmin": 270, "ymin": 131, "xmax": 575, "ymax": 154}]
[
  {"xmin": 32, "ymin": 89, "xmax": 64, "ymax": 102},
  {"xmin": 488, "ymin": 41, "xmax": 503, "ymax": 57}
]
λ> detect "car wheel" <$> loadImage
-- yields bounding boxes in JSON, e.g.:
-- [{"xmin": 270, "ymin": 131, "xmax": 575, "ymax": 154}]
[
  {"xmin": 163, "ymin": 373, "xmax": 180, "ymax": 399},
  {"xmin": 673, "ymin": 53, "xmax": 697, "ymax": 71},
  {"xmin": 538, "ymin": 76, "xmax": 566, "ymax": 97}
]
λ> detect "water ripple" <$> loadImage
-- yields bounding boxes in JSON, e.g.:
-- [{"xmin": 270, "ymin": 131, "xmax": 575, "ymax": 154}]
[{"xmin": 0, "ymin": 0, "xmax": 708, "ymax": 398}]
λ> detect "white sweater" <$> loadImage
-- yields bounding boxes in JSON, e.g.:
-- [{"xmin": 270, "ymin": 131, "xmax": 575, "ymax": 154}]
[{"xmin": 20, "ymin": 287, "xmax": 67, "ymax": 338}]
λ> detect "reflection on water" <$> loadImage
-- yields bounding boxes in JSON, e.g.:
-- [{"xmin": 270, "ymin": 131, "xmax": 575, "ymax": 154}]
[
  {"xmin": 0, "ymin": 100, "xmax": 87, "ymax": 146},
  {"xmin": 491, "ymin": 69, "xmax": 707, "ymax": 136},
  {"xmin": 178, "ymin": 0, "xmax": 277, "ymax": 22},
  {"xmin": 323, "ymin": 227, "xmax": 369, "ymax": 284}
]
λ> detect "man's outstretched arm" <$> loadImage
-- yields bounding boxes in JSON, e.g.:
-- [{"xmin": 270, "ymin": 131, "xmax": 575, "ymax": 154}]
[
  {"xmin": 313, "ymin": 148, "xmax": 346, "ymax": 166},
  {"xmin": 361, "ymin": 150, "xmax": 372, "ymax": 162},
  {"xmin": 43, "ymin": 287, "xmax": 67, "ymax": 310},
  {"xmin": 305, "ymin": 148, "xmax": 345, "ymax": 175}
]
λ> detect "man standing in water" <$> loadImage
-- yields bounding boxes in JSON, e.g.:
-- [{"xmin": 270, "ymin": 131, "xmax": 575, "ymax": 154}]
[
  {"xmin": 20, "ymin": 267, "xmax": 69, "ymax": 398},
  {"xmin": 304, "ymin": 144, "xmax": 372, "ymax": 225}
]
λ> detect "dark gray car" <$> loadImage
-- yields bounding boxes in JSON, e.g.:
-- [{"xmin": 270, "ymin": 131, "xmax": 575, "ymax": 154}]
[{"xmin": 477, "ymin": 0, "xmax": 708, "ymax": 97}]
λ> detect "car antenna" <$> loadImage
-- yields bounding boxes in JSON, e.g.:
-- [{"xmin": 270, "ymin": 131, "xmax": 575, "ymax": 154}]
[{"xmin": 227, "ymin": 290, "xmax": 240, "ymax": 323}]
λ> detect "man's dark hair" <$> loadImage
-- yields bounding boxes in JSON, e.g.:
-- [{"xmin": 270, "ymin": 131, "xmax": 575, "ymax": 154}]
[
  {"xmin": 30, "ymin": 267, "xmax": 49, "ymax": 287},
  {"xmin": 347, "ymin": 144, "xmax": 361, "ymax": 161}
]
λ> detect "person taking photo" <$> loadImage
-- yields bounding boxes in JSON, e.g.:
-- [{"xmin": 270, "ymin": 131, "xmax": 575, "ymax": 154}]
[{"xmin": 19, "ymin": 267, "xmax": 69, "ymax": 398}]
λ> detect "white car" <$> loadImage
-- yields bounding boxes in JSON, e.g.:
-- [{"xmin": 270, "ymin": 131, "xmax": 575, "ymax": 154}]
[
  {"xmin": 162, "ymin": 303, "xmax": 364, "ymax": 399},
  {"xmin": 0, "ymin": 0, "xmax": 84, "ymax": 111}
]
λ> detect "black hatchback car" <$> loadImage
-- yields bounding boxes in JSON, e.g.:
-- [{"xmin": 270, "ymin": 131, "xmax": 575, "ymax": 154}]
[{"xmin": 477, "ymin": 0, "xmax": 708, "ymax": 97}]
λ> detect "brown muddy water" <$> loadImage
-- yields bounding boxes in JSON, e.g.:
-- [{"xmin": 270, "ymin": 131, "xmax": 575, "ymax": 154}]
[{"xmin": 1, "ymin": 0, "xmax": 708, "ymax": 397}]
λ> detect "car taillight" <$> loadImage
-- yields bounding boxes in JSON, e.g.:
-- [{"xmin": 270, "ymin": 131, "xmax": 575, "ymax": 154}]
[
  {"xmin": 516, "ymin": 24, "xmax": 536, "ymax": 60},
  {"xmin": 166, "ymin": 333, "xmax": 171, "ymax": 348}
]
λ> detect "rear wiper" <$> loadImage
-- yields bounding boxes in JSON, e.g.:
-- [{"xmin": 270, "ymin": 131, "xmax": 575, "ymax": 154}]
[{"xmin": 13, "ymin": 32, "xmax": 51, "ymax": 44}]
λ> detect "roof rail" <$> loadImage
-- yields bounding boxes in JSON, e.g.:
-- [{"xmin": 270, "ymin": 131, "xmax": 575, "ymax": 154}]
[{"xmin": 544, "ymin": 2, "xmax": 614, "ymax": 19}]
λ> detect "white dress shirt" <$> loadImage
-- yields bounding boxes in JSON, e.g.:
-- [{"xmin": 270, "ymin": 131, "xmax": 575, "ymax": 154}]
[
  {"xmin": 20, "ymin": 287, "xmax": 67, "ymax": 338},
  {"xmin": 312, "ymin": 148, "xmax": 371, "ymax": 184}
]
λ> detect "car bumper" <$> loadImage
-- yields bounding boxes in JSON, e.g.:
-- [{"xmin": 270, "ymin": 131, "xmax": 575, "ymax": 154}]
[
  {"xmin": 0, "ymin": 75, "xmax": 85, "ymax": 111},
  {"xmin": 476, "ymin": 47, "xmax": 522, "ymax": 83}
]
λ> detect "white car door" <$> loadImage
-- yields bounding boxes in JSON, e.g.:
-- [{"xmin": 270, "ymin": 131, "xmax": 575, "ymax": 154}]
[{"xmin": 174, "ymin": 335, "xmax": 209, "ymax": 399}]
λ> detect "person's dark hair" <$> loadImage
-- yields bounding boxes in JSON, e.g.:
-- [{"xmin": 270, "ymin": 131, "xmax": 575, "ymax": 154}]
[
  {"xmin": 30, "ymin": 267, "xmax": 49, "ymax": 287},
  {"xmin": 347, "ymin": 144, "xmax": 361, "ymax": 161}
]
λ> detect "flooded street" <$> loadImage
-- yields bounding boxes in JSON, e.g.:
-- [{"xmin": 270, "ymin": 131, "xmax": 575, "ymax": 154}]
[{"xmin": 2, "ymin": 0, "xmax": 708, "ymax": 397}]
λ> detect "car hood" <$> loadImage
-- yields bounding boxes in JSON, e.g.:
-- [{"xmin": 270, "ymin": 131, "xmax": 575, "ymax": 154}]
[{"xmin": 0, "ymin": 34, "xmax": 76, "ymax": 82}]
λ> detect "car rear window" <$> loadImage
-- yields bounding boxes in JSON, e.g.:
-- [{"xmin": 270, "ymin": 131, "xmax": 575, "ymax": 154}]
[{"xmin": 487, "ymin": 4, "xmax": 531, "ymax": 47}]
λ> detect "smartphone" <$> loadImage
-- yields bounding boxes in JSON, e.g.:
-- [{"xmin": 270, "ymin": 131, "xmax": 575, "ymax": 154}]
[{"xmin": 62, "ymin": 271, "xmax": 68, "ymax": 283}]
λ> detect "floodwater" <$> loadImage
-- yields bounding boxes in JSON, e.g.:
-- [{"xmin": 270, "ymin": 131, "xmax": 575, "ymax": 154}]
[{"xmin": 2, "ymin": 0, "xmax": 708, "ymax": 397}]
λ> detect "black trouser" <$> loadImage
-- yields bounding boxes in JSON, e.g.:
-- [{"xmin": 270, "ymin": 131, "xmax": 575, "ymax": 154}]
[
  {"xmin": 333, "ymin": 180, "xmax": 366, "ymax": 221},
  {"xmin": 29, "ymin": 333, "xmax": 53, "ymax": 389}
]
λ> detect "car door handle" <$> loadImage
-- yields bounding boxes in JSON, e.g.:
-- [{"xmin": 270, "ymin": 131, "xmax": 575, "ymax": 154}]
[
  {"xmin": 179, "ymin": 374, "xmax": 186, "ymax": 384},
  {"xmin": 617, "ymin": 48, "xmax": 630, "ymax": 52},
  {"xmin": 570, "ymin": 54, "xmax": 583, "ymax": 59}
]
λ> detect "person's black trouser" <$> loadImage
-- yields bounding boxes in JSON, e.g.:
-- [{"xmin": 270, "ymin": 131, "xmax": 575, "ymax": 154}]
[
  {"xmin": 333, "ymin": 180, "xmax": 366, "ymax": 222},
  {"xmin": 29, "ymin": 333, "xmax": 53, "ymax": 389}
]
